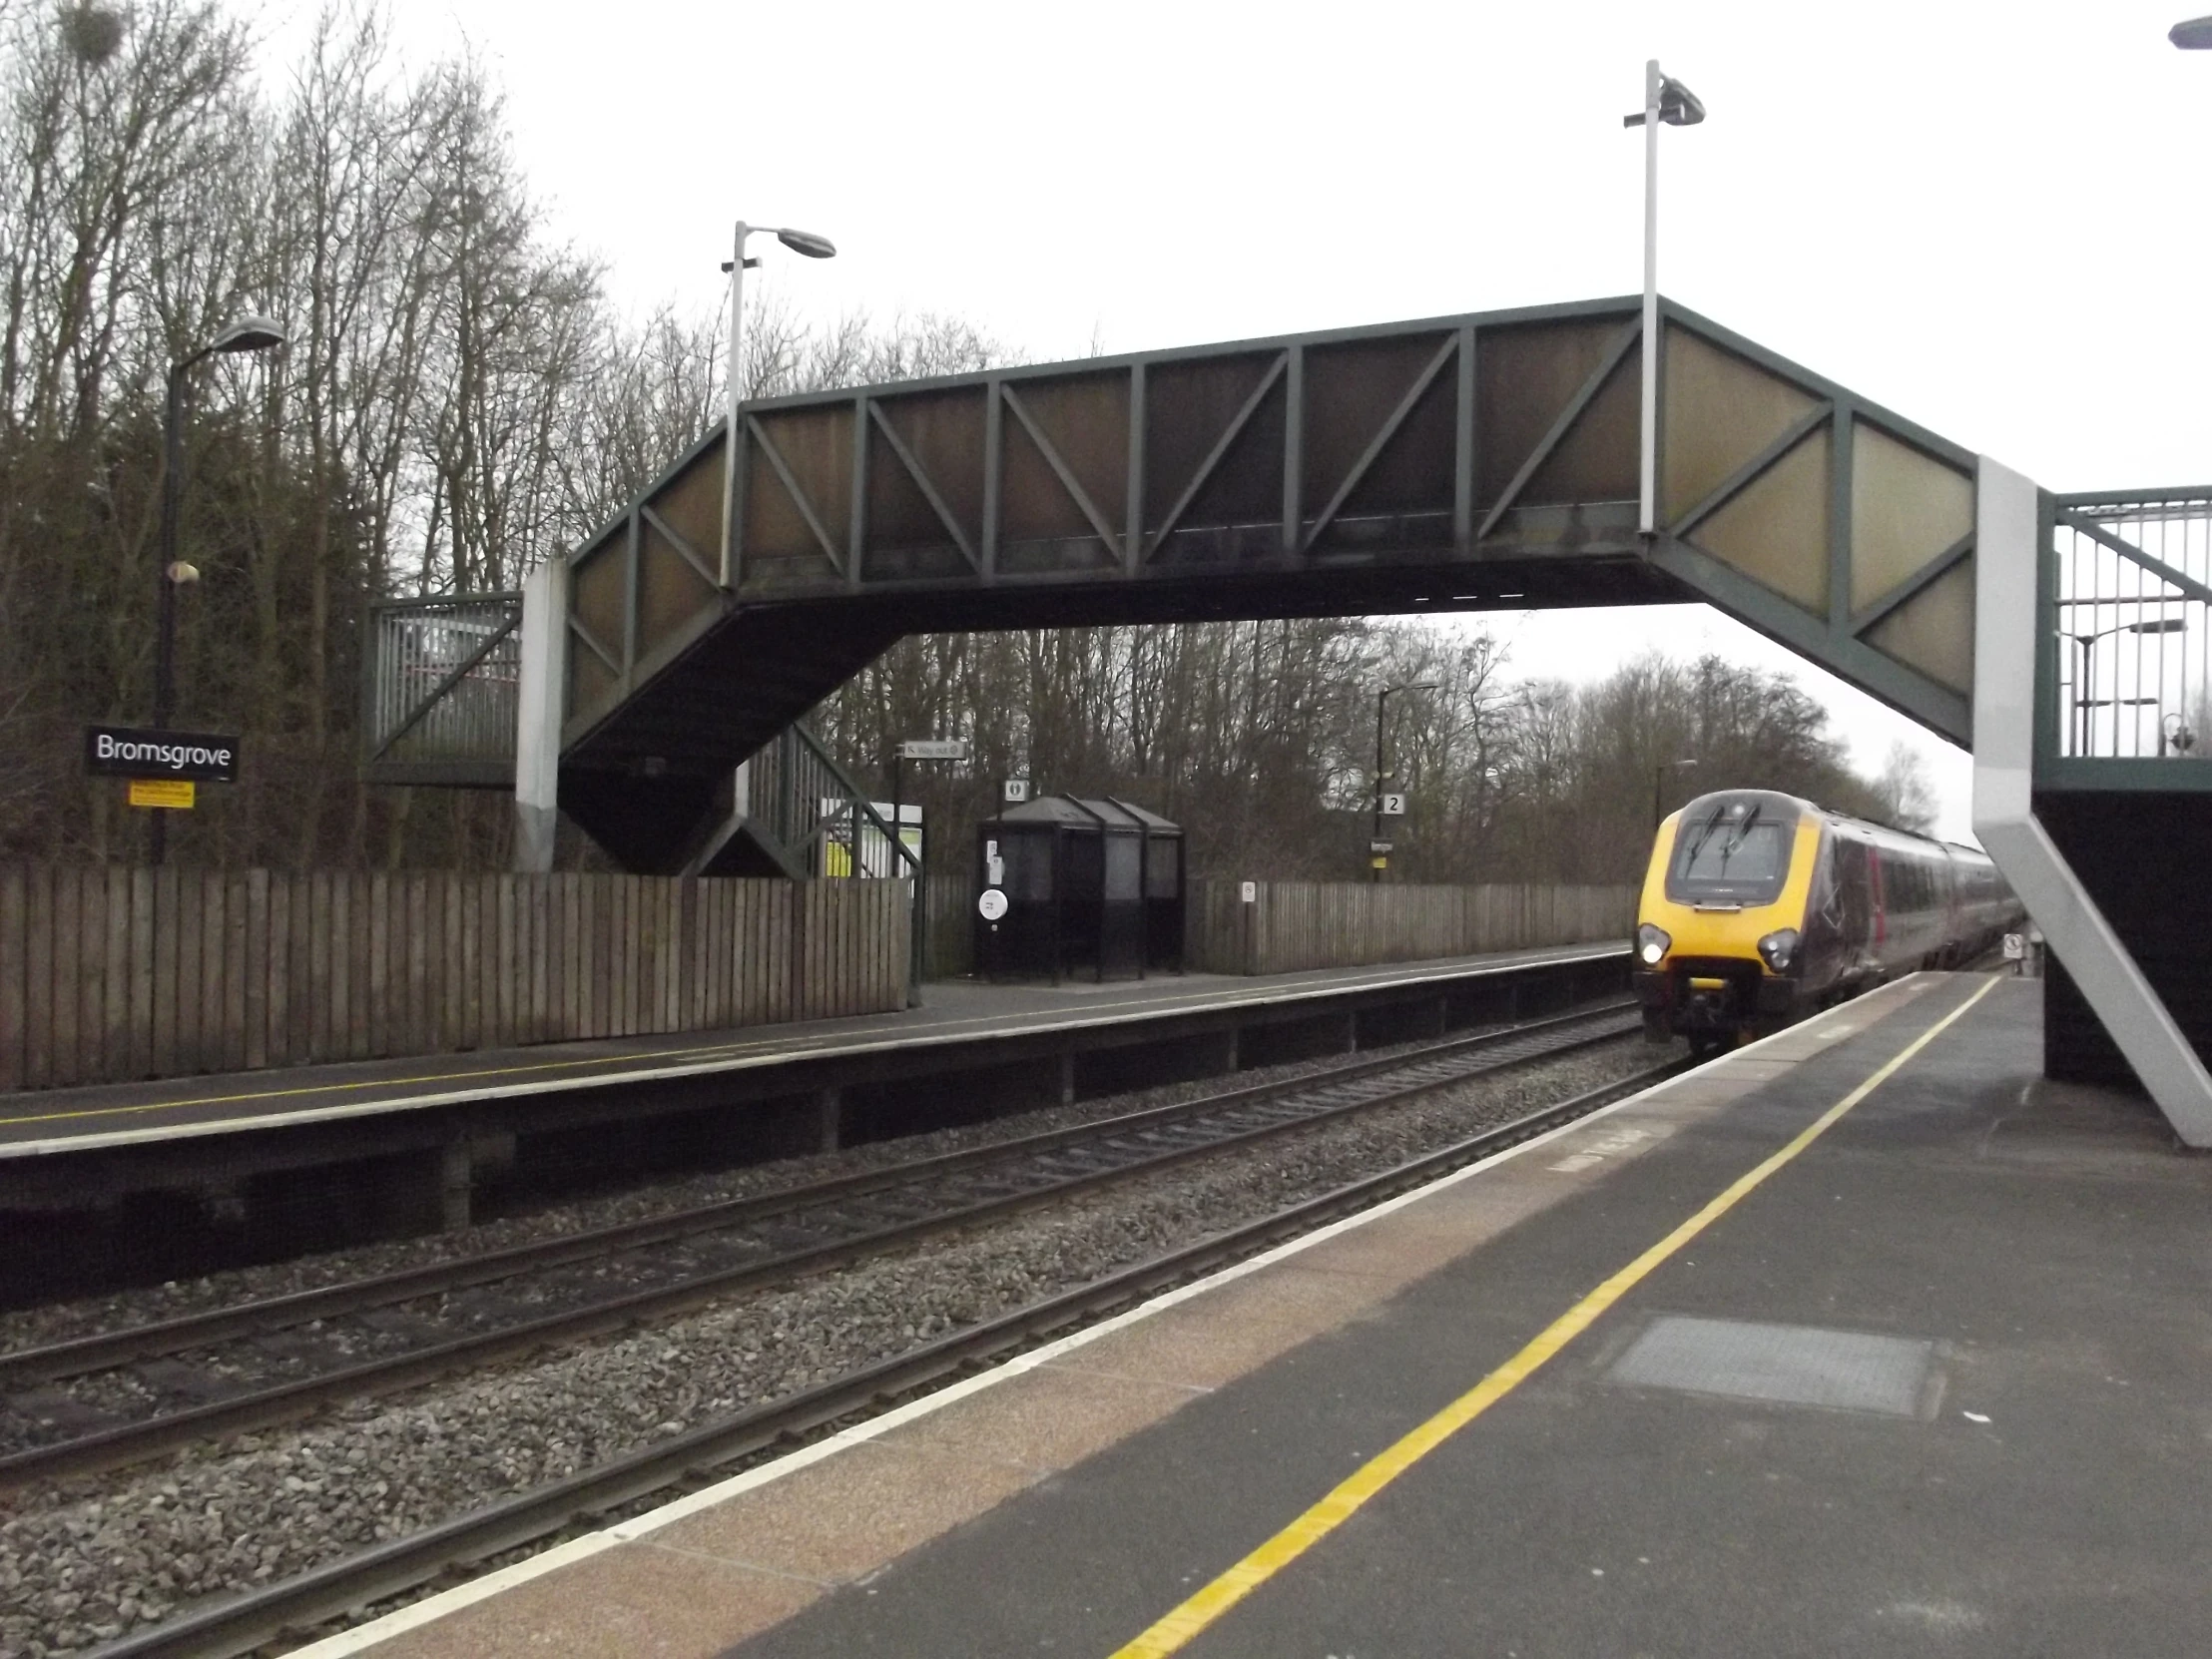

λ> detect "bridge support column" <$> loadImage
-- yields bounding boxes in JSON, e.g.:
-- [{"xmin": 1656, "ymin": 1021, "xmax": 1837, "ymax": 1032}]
[
  {"xmin": 514, "ymin": 557, "xmax": 568, "ymax": 874},
  {"xmin": 1972, "ymin": 457, "xmax": 2212, "ymax": 1146}
]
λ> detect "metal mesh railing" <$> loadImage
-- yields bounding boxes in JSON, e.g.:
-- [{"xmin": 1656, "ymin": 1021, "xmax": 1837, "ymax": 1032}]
[
  {"xmin": 2050, "ymin": 492, "xmax": 2212, "ymax": 762},
  {"xmin": 363, "ymin": 595, "xmax": 522, "ymax": 770},
  {"xmin": 743, "ymin": 725, "xmax": 921, "ymax": 880}
]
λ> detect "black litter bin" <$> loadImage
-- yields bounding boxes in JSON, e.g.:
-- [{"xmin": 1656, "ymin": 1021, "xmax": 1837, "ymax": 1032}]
[{"xmin": 974, "ymin": 797, "xmax": 1184, "ymax": 982}]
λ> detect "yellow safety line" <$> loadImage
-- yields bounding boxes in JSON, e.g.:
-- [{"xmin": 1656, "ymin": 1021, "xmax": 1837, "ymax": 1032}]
[
  {"xmin": 1107, "ymin": 974, "xmax": 1999, "ymax": 1659},
  {"xmin": 0, "ymin": 944, "xmax": 1614, "ymax": 1133}
]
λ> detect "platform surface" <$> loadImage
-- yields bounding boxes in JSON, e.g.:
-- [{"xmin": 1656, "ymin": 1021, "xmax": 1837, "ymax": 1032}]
[
  {"xmin": 302, "ymin": 971, "xmax": 2212, "ymax": 1659},
  {"xmin": 0, "ymin": 940, "xmax": 1620, "ymax": 1155}
]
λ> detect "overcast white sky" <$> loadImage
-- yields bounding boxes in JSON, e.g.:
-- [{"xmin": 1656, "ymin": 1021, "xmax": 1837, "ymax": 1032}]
[{"xmin": 271, "ymin": 0, "xmax": 2212, "ymax": 840}]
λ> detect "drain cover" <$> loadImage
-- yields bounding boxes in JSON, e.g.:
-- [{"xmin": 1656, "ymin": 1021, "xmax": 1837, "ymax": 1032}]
[{"xmin": 1606, "ymin": 1316, "xmax": 1934, "ymax": 1417}]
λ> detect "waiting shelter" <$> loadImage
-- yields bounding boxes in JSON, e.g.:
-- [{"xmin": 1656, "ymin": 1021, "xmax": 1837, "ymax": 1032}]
[{"xmin": 974, "ymin": 797, "xmax": 1184, "ymax": 983}]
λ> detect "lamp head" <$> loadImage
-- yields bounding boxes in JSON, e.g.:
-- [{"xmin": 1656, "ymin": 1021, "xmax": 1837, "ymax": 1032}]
[
  {"xmin": 2172, "ymin": 15, "xmax": 2212, "ymax": 47},
  {"xmin": 2130, "ymin": 618, "xmax": 2188, "ymax": 635},
  {"xmin": 775, "ymin": 228, "xmax": 837, "ymax": 260},
  {"xmin": 210, "ymin": 315, "xmax": 285, "ymax": 354},
  {"xmin": 1656, "ymin": 75, "xmax": 1706, "ymax": 125}
]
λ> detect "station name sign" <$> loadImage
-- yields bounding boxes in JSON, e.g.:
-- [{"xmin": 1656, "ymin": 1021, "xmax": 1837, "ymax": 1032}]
[{"xmin": 85, "ymin": 725, "xmax": 240, "ymax": 783}]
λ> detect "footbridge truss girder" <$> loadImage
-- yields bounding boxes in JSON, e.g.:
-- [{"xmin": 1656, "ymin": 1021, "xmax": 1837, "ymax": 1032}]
[{"xmin": 550, "ymin": 295, "xmax": 1980, "ymax": 828}]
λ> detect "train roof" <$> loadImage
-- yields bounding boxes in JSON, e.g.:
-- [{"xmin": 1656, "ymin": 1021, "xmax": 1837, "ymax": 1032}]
[{"xmin": 1675, "ymin": 788, "xmax": 1992, "ymax": 862}]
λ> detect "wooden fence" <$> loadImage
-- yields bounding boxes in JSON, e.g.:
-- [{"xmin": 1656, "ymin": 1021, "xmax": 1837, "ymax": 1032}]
[
  {"xmin": 1186, "ymin": 879, "xmax": 1636, "ymax": 976},
  {"xmin": 913, "ymin": 874, "xmax": 1633, "ymax": 981},
  {"xmin": 0, "ymin": 868, "xmax": 910, "ymax": 1093}
]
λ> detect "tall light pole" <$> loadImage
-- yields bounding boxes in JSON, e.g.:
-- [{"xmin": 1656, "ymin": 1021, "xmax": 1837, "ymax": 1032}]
[
  {"xmin": 1373, "ymin": 681, "xmax": 1437, "ymax": 883},
  {"xmin": 720, "ymin": 222, "xmax": 837, "ymax": 585},
  {"xmin": 1624, "ymin": 61, "xmax": 1705, "ymax": 540},
  {"xmin": 152, "ymin": 314, "xmax": 285, "ymax": 865}
]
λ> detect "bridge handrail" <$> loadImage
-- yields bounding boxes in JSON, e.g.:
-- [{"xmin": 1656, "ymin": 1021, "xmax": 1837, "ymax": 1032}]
[
  {"xmin": 2039, "ymin": 488, "xmax": 2212, "ymax": 786},
  {"xmin": 361, "ymin": 593, "xmax": 523, "ymax": 782}
]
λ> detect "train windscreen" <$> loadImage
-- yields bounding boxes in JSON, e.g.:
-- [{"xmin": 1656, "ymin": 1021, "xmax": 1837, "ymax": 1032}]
[{"xmin": 1665, "ymin": 798, "xmax": 1797, "ymax": 907}]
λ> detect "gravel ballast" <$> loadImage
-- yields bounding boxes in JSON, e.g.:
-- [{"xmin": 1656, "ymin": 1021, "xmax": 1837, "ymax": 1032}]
[
  {"xmin": 0, "ymin": 1015, "xmax": 1606, "ymax": 1357},
  {"xmin": 0, "ymin": 1033, "xmax": 1658, "ymax": 1656}
]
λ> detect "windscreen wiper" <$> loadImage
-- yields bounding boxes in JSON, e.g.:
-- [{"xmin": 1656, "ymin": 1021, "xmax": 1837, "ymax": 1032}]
[
  {"xmin": 1681, "ymin": 813, "xmax": 1724, "ymax": 869},
  {"xmin": 1715, "ymin": 804, "xmax": 1761, "ymax": 874}
]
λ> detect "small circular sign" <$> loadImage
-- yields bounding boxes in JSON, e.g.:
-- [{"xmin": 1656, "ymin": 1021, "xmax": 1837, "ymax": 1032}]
[{"xmin": 977, "ymin": 888, "xmax": 1009, "ymax": 921}]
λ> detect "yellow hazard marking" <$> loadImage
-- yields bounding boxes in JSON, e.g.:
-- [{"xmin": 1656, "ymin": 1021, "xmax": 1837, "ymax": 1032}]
[
  {"xmin": 128, "ymin": 778, "xmax": 196, "ymax": 810},
  {"xmin": 1107, "ymin": 975, "xmax": 1999, "ymax": 1658}
]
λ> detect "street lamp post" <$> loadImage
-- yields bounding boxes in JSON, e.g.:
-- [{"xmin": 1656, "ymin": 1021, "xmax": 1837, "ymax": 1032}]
[
  {"xmin": 2069, "ymin": 617, "xmax": 2185, "ymax": 755},
  {"xmin": 151, "ymin": 315, "xmax": 285, "ymax": 866},
  {"xmin": 1623, "ymin": 61, "xmax": 1705, "ymax": 540},
  {"xmin": 1372, "ymin": 682, "xmax": 1438, "ymax": 883},
  {"xmin": 720, "ymin": 222, "xmax": 837, "ymax": 585},
  {"xmin": 1653, "ymin": 757, "xmax": 1698, "ymax": 831}
]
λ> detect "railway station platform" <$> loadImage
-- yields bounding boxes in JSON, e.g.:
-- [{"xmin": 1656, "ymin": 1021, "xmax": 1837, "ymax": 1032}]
[
  {"xmin": 306, "ymin": 970, "xmax": 2212, "ymax": 1659},
  {"xmin": 0, "ymin": 943, "xmax": 1625, "ymax": 1244}
]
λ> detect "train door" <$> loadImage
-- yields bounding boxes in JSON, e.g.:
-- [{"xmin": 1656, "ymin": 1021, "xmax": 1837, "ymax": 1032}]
[{"xmin": 1837, "ymin": 835, "xmax": 1876, "ymax": 984}]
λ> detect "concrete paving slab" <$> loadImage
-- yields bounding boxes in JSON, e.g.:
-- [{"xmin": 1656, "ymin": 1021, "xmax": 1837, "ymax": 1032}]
[
  {"xmin": 376, "ymin": 1538, "xmax": 818, "ymax": 1659},
  {"xmin": 651, "ymin": 1438, "xmax": 1039, "ymax": 1584}
]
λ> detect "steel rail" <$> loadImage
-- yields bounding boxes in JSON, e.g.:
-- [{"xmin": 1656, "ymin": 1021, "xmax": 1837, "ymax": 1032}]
[
  {"xmin": 88, "ymin": 1058, "xmax": 1682, "ymax": 1659},
  {"xmin": 0, "ymin": 998, "xmax": 1631, "ymax": 1390},
  {"xmin": 2, "ymin": 1006, "xmax": 1639, "ymax": 1487}
]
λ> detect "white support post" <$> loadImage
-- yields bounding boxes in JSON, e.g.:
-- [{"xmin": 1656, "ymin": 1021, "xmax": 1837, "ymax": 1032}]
[
  {"xmin": 1970, "ymin": 456, "xmax": 2212, "ymax": 1145},
  {"xmin": 513, "ymin": 556, "xmax": 568, "ymax": 873}
]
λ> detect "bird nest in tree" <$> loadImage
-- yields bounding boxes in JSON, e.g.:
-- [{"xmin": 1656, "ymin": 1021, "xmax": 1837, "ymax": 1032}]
[{"xmin": 59, "ymin": 4, "xmax": 126, "ymax": 67}]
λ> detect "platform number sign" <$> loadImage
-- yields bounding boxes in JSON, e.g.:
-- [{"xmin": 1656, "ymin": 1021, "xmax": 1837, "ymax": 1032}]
[{"xmin": 1380, "ymin": 792, "xmax": 1407, "ymax": 817}]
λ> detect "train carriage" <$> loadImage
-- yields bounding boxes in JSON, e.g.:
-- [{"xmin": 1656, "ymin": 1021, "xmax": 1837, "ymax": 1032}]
[{"xmin": 1634, "ymin": 790, "xmax": 2024, "ymax": 1055}]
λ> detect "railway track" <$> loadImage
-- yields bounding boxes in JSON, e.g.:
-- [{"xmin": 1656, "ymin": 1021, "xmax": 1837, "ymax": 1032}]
[
  {"xmin": 1, "ymin": 1000, "xmax": 1640, "ymax": 1490},
  {"xmin": 88, "ymin": 1048, "xmax": 1684, "ymax": 1659}
]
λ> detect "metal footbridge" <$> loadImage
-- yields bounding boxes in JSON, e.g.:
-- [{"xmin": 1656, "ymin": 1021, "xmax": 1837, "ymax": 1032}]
[{"xmin": 360, "ymin": 294, "xmax": 2212, "ymax": 1148}]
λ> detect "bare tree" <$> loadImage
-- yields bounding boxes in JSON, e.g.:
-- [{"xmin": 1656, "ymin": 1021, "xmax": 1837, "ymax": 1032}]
[{"xmin": 1869, "ymin": 740, "xmax": 1939, "ymax": 834}]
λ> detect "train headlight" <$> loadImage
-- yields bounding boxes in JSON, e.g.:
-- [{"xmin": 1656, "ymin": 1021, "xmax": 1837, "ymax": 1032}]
[
  {"xmin": 1636, "ymin": 923, "xmax": 1671, "ymax": 965},
  {"xmin": 1757, "ymin": 928, "xmax": 1800, "ymax": 972}
]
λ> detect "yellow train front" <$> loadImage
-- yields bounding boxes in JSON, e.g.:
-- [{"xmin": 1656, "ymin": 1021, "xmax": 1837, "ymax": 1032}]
[{"xmin": 1634, "ymin": 789, "xmax": 2022, "ymax": 1055}]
